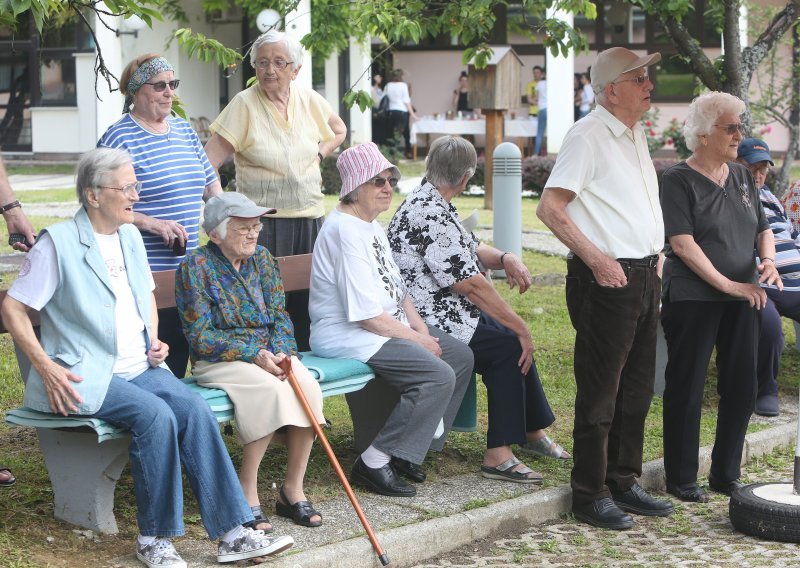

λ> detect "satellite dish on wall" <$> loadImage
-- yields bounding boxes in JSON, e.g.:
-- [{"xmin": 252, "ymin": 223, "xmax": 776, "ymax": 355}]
[{"xmin": 256, "ymin": 9, "xmax": 282, "ymax": 32}]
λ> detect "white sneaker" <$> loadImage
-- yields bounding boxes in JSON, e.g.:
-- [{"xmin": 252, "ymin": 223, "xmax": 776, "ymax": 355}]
[
  {"xmin": 217, "ymin": 527, "xmax": 294, "ymax": 563},
  {"xmin": 136, "ymin": 538, "xmax": 187, "ymax": 568}
]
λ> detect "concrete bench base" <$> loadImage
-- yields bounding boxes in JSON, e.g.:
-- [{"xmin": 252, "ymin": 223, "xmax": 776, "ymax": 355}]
[{"xmin": 38, "ymin": 428, "xmax": 131, "ymax": 534}]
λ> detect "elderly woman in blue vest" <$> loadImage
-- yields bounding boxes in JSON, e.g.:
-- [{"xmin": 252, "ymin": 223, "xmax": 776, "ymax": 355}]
[{"xmin": 0, "ymin": 148, "xmax": 293, "ymax": 568}]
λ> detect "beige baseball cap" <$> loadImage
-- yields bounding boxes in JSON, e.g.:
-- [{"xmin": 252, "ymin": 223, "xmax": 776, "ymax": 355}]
[{"xmin": 590, "ymin": 47, "xmax": 661, "ymax": 93}]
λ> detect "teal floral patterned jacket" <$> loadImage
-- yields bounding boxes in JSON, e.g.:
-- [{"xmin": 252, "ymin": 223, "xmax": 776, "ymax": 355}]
[{"xmin": 175, "ymin": 242, "xmax": 296, "ymax": 363}]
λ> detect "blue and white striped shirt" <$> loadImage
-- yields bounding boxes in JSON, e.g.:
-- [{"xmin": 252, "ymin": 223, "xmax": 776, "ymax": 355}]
[
  {"xmin": 98, "ymin": 115, "xmax": 216, "ymax": 271},
  {"xmin": 759, "ymin": 185, "xmax": 800, "ymax": 291}
]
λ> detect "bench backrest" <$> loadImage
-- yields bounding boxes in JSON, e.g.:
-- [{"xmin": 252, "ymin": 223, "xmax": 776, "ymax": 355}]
[{"xmin": 0, "ymin": 253, "xmax": 314, "ymax": 334}]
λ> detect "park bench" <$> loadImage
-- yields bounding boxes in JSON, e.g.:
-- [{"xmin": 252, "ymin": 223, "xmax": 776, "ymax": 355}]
[{"xmin": 2, "ymin": 253, "xmax": 477, "ymax": 534}]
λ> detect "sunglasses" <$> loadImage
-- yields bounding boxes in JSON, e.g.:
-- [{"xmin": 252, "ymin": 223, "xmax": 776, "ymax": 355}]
[
  {"xmin": 144, "ymin": 80, "xmax": 180, "ymax": 92},
  {"xmin": 369, "ymin": 175, "xmax": 399, "ymax": 188},
  {"xmin": 714, "ymin": 123, "xmax": 745, "ymax": 135},
  {"xmin": 613, "ymin": 74, "xmax": 649, "ymax": 86}
]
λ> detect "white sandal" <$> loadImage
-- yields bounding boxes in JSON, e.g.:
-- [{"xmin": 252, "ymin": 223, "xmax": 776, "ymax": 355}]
[{"xmin": 519, "ymin": 435, "xmax": 571, "ymax": 460}]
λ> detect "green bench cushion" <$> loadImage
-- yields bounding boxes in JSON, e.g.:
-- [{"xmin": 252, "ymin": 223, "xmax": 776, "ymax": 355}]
[{"xmin": 300, "ymin": 352, "xmax": 375, "ymax": 396}]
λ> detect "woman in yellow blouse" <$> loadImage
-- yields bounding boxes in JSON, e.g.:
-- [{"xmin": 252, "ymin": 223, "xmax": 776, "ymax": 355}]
[{"xmin": 204, "ymin": 29, "xmax": 346, "ymax": 347}]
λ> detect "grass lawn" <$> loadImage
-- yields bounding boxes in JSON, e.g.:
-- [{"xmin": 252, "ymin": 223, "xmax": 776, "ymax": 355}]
[{"xmin": 1, "ymin": 159, "xmax": 800, "ymax": 564}]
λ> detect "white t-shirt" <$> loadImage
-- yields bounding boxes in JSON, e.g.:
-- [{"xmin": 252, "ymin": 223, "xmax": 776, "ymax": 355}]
[
  {"xmin": 537, "ymin": 79, "xmax": 548, "ymax": 110},
  {"xmin": 384, "ymin": 81, "xmax": 411, "ymax": 112},
  {"xmin": 309, "ymin": 208, "xmax": 410, "ymax": 363},
  {"xmin": 580, "ymin": 83, "xmax": 595, "ymax": 111},
  {"xmin": 10, "ymin": 231, "xmax": 154, "ymax": 380},
  {"xmin": 544, "ymin": 104, "xmax": 663, "ymax": 259}
]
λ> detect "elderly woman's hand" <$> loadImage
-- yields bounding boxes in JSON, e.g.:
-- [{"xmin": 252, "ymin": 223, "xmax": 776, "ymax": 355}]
[
  {"xmin": 136, "ymin": 215, "xmax": 188, "ymax": 249},
  {"xmin": 255, "ymin": 349, "xmax": 288, "ymax": 379},
  {"xmin": 147, "ymin": 338, "xmax": 170, "ymax": 368},
  {"xmin": 413, "ymin": 331, "xmax": 442, "ymax": 357},
  {"xmin": 757, "ymin": 260, "xmax": 783, "ymax": 291},
  {"xmin": 726, "ymin": 281, "xmax": 768, "ymax": 309},
  {"xmin": 39, "ymin": 361, "xmax": 84, "ymax": 416},
  {"xmin": 502, "ymin": 253, "xmax": 532, "ymax": 294}
]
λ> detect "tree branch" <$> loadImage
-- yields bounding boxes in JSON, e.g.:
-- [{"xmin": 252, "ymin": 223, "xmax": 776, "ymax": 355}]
[
  {"xmin": 742, "ymin": 1, "xmax": 799, "ymax": 76},
  {"xmin": 663, "ymin": 16, "xmax": 720, "ymax": 91}
]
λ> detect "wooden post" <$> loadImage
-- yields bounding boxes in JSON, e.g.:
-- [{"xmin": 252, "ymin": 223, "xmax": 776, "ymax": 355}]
[{"xmin": 484, "ymin": 109, "xmax": 504, "ymax": 210}]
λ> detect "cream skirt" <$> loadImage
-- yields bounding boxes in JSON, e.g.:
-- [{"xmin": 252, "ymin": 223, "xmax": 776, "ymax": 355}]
[{"xmin": 192, "ymin": 355, "xmax": 325, "ymax": 444}]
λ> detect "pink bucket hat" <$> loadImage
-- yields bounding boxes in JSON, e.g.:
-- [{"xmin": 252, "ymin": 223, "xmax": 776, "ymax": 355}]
[{"xmin": 336, "ymin": 142, "xmax": 401, "ymax": 198}]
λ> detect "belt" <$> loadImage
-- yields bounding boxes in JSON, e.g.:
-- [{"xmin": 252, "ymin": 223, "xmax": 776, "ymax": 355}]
[{"xmin": 617, "ymin": 255, "xmax": 659, "ymax": 269}]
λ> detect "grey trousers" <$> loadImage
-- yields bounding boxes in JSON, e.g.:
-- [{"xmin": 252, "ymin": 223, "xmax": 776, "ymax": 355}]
[{"xmin": 347, "ymin": 325, "xmax": 474, "ymax": 464}]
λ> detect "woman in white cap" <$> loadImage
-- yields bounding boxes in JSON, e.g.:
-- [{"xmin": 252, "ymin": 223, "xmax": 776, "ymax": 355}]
[
  {"xmin": 175, "ymin": 192, "xmax": 325, "ymax": 530},
  {"xmin": 309, "ymin": 143, "xmax": 474, "ymax": 498}
]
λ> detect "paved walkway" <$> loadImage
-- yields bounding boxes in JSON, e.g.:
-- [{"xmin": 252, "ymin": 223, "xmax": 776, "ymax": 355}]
[{"xmin": 416, "ymin": 444, "xmax": 800, "ymax": 568}]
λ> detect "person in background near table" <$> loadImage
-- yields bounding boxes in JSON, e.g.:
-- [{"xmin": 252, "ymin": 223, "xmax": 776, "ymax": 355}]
[
  {"xmin": 532, "ymin": 66, "xmax": 547, "ymax": 156},
  {"xmin": 736, "ymin": 138, "xmax": 796, "ymax": 418},
  {"xmin": 384, "ymin": 69, "xmax": 417, "ymax": 159},
  {"xmin": 452, "ymin": 71, "xmax": 472, "ymax": 114},
  {"xmin": 538, "ymin": 47, "xmax": 673, "ymax": 530},
  {"xmin": 660, "ymin": 93, "xmax": 780, "ymax": 504},
  {"xmin": 578, "ymin": 73, "xmax": 595, "ymax": 119},
  {"xmin": 176, "ymin": 193, "xmax": 325, "ymax": 531},
  {"xmin": 371, "ymin": 73, "xmax": 386, "ymax": 145},
  {"xmin": 525, "ymin": 66, "xmax": 540, "ymax": 118},
  {"xmin": 389, "ymin": 136, "xmax": 569, "ymax": 488},
  {"xmin": 204, "ymin": 29, "xmax": 346, "ymax": 350},
  {"xmin": 0, "ymin": 153, "xmax": 37, "ymax": 489},
  {"xmin": 97, "ymin": 53, "xmax": 222, "ymax": 378},
  {"xmin": 1, "ymin": 147, "xmax": 294, "ymax": 567}
]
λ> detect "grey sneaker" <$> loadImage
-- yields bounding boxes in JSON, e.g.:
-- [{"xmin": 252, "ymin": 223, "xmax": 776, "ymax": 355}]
[
  {"xmin": 136, "ymin": 538, "xmax": 187, "ymax": 568},
  {"xmin": 217, "ymin": 527, "xmax": 294, "ymax": 563}
]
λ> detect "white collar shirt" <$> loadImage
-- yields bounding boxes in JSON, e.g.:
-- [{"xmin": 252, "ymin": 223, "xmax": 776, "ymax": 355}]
[{"xmin": 544, "ymin": 104, "xmax": 663, "ymax": 259}]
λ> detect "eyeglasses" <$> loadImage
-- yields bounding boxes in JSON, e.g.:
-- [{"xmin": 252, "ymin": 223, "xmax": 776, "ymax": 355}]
[
  {"xmin": 144, "ymin": 80, "xmax": 180, "ymax": 92},
  {"xmin": 254, "ymin": 59, "xmax": 292, "ymax": 70},
  {"xmin": 714, "ymin": 123, "xmax": 745, "ymax": 135},
  {"xmin": 748, "ymin": 164, "xmax": 770, "ymax": 176},
  {"xmin": 232, "ymin": 223, "xmax": 263, "ymax": 236},
  {"xmin": 613, "ymin": 74, "xmax": 649, "ymax": 86},
  {"xmin": 100, "ymin": 181, "xmax": 142, "ymax": 196},
  {"xmin": 369, "ymin": 176, "xmax": 399, "ymax": 188}
]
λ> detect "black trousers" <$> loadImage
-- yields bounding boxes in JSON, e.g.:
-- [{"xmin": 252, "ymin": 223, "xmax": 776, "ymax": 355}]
[
  {"xmin": 160, "ymin": 307, "xmax": 190, "ymax": 378},
  {"xmin": 758, "ymin": 288, "xmax": 800, "ymax": 397},
  {"xmin": 566, "ymin": 256, "xmax": 659, "ymax": 506},
  {"xmin": 661, "ymin": 299, "xmax": 759, "ymax": 486},
  {"xmin": 468, "ymin": 313, "xmax": 555, "ymax": 449},
  {"xmin": 388, "ymin": 110, "xmax": 411, "ymax": 153}
]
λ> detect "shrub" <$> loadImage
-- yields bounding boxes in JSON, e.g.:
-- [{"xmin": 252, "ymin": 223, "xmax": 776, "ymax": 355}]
[
  {"xmin": 473, "ymin": 155, "xmax": 556, "ymax": 195},
  {"xmin": 660, "ymin": 118, "xmax": 691, "ymax": 159},
  {"xmin": 641, "ymin": 109, "xmax": 664, "ymax": 155},
  {"xmin": 320, "ymin": 153, "xmax": 342, "ymax": 195}
]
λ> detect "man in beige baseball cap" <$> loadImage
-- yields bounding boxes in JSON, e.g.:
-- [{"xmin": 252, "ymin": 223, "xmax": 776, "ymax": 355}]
[{"xmin": 537, "ymin": 47, "xmax": 671, "ymax": 530}]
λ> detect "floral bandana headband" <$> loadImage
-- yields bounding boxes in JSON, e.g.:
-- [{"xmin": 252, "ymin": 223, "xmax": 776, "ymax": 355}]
[{"xmin": 123, "ymin": 57, "xmax": 174, "ymax": 113}]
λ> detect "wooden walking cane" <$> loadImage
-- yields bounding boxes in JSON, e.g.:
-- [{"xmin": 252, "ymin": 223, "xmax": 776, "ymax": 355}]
[{"xmin": 277, "ymin": 357, "xmax": 390, "ymax": 566}]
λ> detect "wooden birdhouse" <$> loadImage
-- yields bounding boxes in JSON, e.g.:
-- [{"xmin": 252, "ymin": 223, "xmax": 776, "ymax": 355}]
[{"xmin": 467, "ymin": 46, "xmax": 523, "ymax": 110}]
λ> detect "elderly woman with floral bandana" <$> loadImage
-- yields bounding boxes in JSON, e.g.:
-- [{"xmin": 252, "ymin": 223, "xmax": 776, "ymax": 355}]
[{"xmin": 98, "ymin": 53, "xmax": 223, "ymax": 378}]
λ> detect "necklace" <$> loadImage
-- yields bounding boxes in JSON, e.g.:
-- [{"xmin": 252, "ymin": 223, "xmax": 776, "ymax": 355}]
[
  {"xmin": 130, "ymin": 112, "xmax": 170, "ymax": 136},
  {"xmin": 689, "ymin": 157, "xmax": 728, "ymax": 189}
]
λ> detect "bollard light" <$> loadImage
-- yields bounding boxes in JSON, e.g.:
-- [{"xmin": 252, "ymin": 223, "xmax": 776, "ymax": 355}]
[{"xmin": 492, "ymin": 142, "xmax": 522, "ymax": 279}]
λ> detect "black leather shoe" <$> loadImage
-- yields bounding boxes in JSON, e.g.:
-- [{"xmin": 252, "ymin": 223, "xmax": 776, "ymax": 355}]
[
  {"xmin": 612, "ymin": 483, "xmax": 673, "ymax": 517},
  {"xmin": 351, "ymin": 457, "xmax": 416, "ymax": 497},
  {"xmin": 708, "ymin": 476, "xmax": 744, "ymax": 496},
  {"xmin": 390, "ymin": 457, "xmax": 426, "ymax": 483},
  {"xmin": 666, "ymin": 481, "xmax": 710, "ymax": 503},
  {"xmin": 572, "ymin": 497, "xmax": 633, "ymax": 530}
]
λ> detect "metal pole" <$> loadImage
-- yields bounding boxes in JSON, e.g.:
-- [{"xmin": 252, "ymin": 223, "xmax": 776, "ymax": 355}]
[{"xmin": 492, "ymin": 142, "xmax": 522, "ymax": 279}]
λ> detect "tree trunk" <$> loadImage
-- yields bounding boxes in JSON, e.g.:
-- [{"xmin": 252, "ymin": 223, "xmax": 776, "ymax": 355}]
[{"xmin": 774, "ymin": 22, "xmax": 800, "ymax": 198}]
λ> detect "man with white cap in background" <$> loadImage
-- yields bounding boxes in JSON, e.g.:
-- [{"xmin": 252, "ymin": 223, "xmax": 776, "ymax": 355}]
[{"xmin": 537, "ymin": 47, "xmax": 674, "ymax": 529}]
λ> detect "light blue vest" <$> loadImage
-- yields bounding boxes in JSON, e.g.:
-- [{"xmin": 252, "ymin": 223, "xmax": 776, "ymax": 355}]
[{"xmin": 23, "ymin": 208, "xmax": 154, "ymax": 414}]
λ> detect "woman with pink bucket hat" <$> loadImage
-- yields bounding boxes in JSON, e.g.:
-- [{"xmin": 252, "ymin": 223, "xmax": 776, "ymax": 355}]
[{"xmin": 308, "ymin": 142, "xmax": 474, "ymax": 497}]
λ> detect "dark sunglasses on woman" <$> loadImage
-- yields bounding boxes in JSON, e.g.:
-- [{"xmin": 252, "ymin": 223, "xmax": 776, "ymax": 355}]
[{"xmin": 145, "ymin": 80, "xmax": 180, "ymax": 92}]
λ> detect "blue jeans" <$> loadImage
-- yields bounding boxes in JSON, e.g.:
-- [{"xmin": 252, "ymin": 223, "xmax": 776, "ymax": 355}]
[
  {"xmin": 90, "ymin": 367, "xmax": 252, "ymax": 539},
  {"xmin": 534, "ymin": 107, "xmax": 547, "ymax": 155}
]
